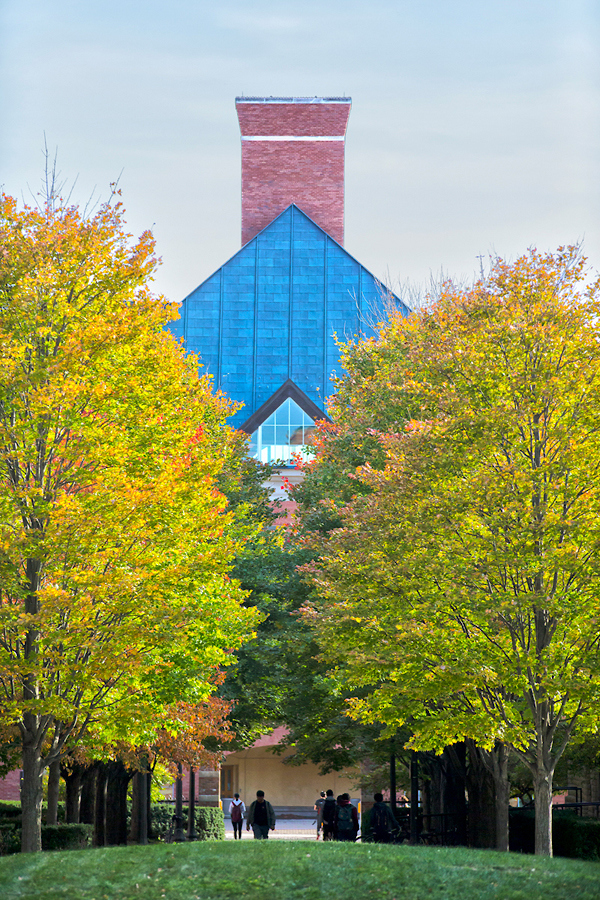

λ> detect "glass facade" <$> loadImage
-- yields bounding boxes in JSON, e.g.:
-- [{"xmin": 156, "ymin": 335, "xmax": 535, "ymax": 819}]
[
  {"xmin": 170, "ymin": 205, "xmax": 408, "ymax": 431},
  {"xmin": 248, "ymin": 398, "xmax": 316, "ymax": 465}
]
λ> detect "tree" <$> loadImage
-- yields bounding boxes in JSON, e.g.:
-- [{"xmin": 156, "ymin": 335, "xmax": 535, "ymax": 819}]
[
  {"xmin": 304, "ymin": 247, "xmax": 600, "ymax": 855},
  {"xmin": 0, "ymin": 190, "xmax": 260, "ymax": 851}
]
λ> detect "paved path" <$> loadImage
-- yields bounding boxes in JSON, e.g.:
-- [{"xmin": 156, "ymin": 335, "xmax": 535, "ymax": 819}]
[{"xmin": 225, "ymin": 817, "xmax": 362, "ymax": 841}]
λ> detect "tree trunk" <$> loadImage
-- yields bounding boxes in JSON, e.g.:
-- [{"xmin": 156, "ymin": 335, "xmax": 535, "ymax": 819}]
[
  {"xmin": 533, "ymin": 769, "xmax": 553, "ymax": 856},
  {"xmin": 105, "ymin": 762, "xmax": 132, "ymax": 846},
  {"xmin": 389, "ymin": 750, "xmax": 397, "ymax": 814},
  {"xmin": 62, "ymin": 764, "xmax": 83, "ymax": 824},
  {"xmin": 21, "ymin": 740, "xmax": 44, "ymax": 853},
  {"xmin": 146, "ymin": 771, "xmax": 152, "ymax": 840},
  {"xmin": 466, "ymin": 742, "xmax": 496, "ymax": 849},
  {"xmin": 79, "ymin": 766, "xmax": 96, "ymax": 825},
  {"xmin": 444, "ymin": 743, "xmax": 467, "ymax": 845},
  {"xmin": 94, "ymin": 765, "xmax": 107, "ymax": 847},
  {"xmin": 491, "ymin": 744, "xmax": 510, "ymax": 852},
  {"xmin": 21, "ymin": 560, "xmax": 44, "ymax": 852},
  {"xmin": 46, "ymin": 758, "xmax": 61, "ymax": 825}
]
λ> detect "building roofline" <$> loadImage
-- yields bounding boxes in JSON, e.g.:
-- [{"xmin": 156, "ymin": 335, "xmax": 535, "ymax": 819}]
[
  {"xmin": 239, "ymin": 379, "xmax": 330, "ymax": 435},
  {"xmin": 235, "ymin": 96, "xmax": 351, "ymax": 104},
  {"xmin": 181, "ymin": 204, "xmax": 409, "ymax": 316}
]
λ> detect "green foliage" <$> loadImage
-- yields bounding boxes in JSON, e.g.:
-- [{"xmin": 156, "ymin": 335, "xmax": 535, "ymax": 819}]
[
  {"xmin": 195, "ymin": 807, "xmax": 225, "ymax": 841},
  {"xmin": 41, "ymin": 823, "xmax": 93, "ymax": 852},
  {"xmin": 0, "ymin": 802, "xmax": 21, "ymax": 819},
  {"xmin": 0, "ymin": 822, "xmax": 19, "ymax": 855},
  {"xmin": 151, "ymin": 804, "xmax": 225, "ymax": 841},
  {"xmin": 0, "ymin": 821, "xmax": 93, "ymax": 855},
  {"xmin": 1, "ymin": 842, "xmax": 600, "ymax": 899},
  {"xmin": 510, "ymin": 809, "xmax": 600, "ymax": 861},
  {"xmin": 302, "ymin": 247, "xmax": 600, "ymax": 853}
]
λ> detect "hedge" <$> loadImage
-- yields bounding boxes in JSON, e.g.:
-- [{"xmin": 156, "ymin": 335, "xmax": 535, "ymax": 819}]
[
  {"xmin": 509, "ymin": 808, "xmax": 600, "ymax": 860},
  {"xmin": 0, "ymin": 822, "xmax": 20, "ymax": 855},
  {"xmin": 41, "ymin": 824, "xmax": 93, "ymax": 851},
  {"xmin": 0, "ymin": 822, "xmax": 93, "ymax": 855},
  {"xmin": 195, "ymin": 807, "xmax": 225, "ymax": 841}
]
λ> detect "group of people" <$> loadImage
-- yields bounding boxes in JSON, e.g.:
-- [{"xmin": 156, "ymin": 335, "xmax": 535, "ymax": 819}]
[
  {"xmin": 313, "ymin": 790, "xmax": 359, "ymax": 841},
  {"xmin": 228, "ymin": 789, "xmax": 397, "ymax": 843},
  {"xmin": 228, "ymin": 790, "xmax": 275, "ymax": 840}
]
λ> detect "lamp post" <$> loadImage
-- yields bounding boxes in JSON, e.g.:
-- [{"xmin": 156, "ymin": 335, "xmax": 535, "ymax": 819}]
[
  {"xmin": 137, "ymin": 757, "xmax": 148, "ymax": 845},
  {"xmin": 410, "ymin": 751, "xmax": 420, "ymax": 845},
  {"xmin": 390, "ymin": 739, "xmax": 397, "ymax": 815},
  {"xmin": 187, "ymin": 767, "xmax": 198, "ymax": 841},
  {"xmin": 174, "ymin": 763, "xmax": 186, "ymax": 842}
]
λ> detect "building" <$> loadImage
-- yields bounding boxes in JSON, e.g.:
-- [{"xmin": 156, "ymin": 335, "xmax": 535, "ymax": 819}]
[
  {"xmin": 170, "ymin": 97, "xmax": 409, "ymax": 468},
  {"xmin": 169, "ymin": 97, "xmax": 408, "ymax": 810}
]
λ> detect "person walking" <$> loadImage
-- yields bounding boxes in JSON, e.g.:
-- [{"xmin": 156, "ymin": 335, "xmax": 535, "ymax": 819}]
[
  {"xmin": 334, "ymin": 793, "xmax": 359, "ymax": 842},
  {"xmin": 321, "ymin": 790, "xmax": 337, "ymax": 841},
  {"xmin": 246, "ymin": 790, "xmax": 276, "ymax": 839},
  {"xmin": 229, "ymin": 793, "xmax": 246, "ymax": 840},
  {"xmin": 368, "ymin": 793, "xmax": 397, "ymax": 843},
  {"xmin": 314, "ymin": 791, "xmax": 326, "ymax": 840}
]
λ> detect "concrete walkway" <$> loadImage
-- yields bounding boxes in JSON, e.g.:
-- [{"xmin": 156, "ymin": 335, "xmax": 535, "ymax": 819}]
[{"xmin": 225, "ymin": 817, "xmax": 321, "ymax": 841}]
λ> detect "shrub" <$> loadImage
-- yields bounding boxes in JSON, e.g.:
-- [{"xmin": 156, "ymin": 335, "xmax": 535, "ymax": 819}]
[
  {"xmin": 509, "ymin": 808, "xmax": 600, "ymax": 860},
  {"xmin": 0, "ymin": 822, "xmax": 20, "ymax": 855},
  {"xmin": 0, "ymin": 801, "xmax": 21, "ymax": 820},
  {"xmin": 195, "ymin": 808, "xmax": 225, "ymax": 841},
  {"xmin": 150, "ymin": 803, "xmax": 175, "ymax": 838},
  {"xmin": 553, "ymin": 814, "xmax": 600, "ymax": 861},
  {"xmin": 41, "ymin": 823, "xmax": 93, "ymax": 851}
]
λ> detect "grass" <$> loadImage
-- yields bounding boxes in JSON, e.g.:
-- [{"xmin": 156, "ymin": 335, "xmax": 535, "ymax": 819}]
[{"xmin": 0, "ymin": 840, "xmax": 599, "ymax": 900}]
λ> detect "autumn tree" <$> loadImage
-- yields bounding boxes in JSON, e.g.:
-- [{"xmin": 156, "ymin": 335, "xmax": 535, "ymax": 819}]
[
  {"xmin": 304, "ymin": 247, "xmax": 600, "ymax": 856},
  {"xmin": 0, "ymin": 190, "xmax": 260, "ymax": 852}
]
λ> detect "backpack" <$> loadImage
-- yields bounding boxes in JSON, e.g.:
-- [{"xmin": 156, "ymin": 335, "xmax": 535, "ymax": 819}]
[
  {"xmin": 336, "ymin": 804, "xmax": 355, "ymax": 833},
  {"xmin": 231, "ymin": 802, "xmax": 243, "ymax": 823},
  {"xmin": 322, "ymin": 798, "xmax": 336, "ymax": 824},
  {"xmin": 370, "ymin": 804, "xmax": 389, "ymax": 835}
]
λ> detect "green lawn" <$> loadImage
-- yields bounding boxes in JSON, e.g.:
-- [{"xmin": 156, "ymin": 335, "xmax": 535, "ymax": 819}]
[{"xmin": 0, "ymin": 841, "xmax": 599, "ymax": 900}]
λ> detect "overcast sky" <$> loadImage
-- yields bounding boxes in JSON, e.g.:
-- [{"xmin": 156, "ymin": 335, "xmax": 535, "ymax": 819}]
[{"xmin": 2, "ymin": 0, "xmax": 599, "ymax": 304}]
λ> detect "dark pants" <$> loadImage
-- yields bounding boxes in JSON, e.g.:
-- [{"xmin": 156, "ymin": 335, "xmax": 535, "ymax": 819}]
[
  {"xmin": 252, "ymin": 824, "xmax": 270, "ymax": 839},
  {"xmin": 372, "ymin": 832, "xmax": 391, "ymax": 843},
  {"xmin": 336, "ymin": 830, "xmax": 356, "ymax": 842},
  {"xmin": 323, "ymin": 825, "xmax": 335, "ymax": 841},
  {"xmin": 232, "ymin": 820, "xmax": 243, "ymax": 839}
]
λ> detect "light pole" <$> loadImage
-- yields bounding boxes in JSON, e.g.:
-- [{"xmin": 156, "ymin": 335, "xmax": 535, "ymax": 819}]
[
  {"xmin": 187, "ymin": 767, "xmax": 198, "ymax": 841},
  {"xmin": 174, "ymin": 763, "xmax": 186, "ymax": 842},
  {"xmin": 410, "ymin": 751, "xmax": 420, "ymax": 845}
]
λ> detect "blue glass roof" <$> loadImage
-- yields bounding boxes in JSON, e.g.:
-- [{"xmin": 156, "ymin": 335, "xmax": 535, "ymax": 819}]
[{"xmin": 170, "ymin": 204, "xmax": 408, "ymax": 430}]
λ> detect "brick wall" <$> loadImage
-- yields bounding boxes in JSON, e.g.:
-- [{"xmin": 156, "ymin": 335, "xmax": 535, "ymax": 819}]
[
  {"xmin": 0, "ymin": 769, "xmax": 21, "ymax": 801},
  {"xmin": 236, "ymin": 98, "xmax": 351, "ymax": 246}
]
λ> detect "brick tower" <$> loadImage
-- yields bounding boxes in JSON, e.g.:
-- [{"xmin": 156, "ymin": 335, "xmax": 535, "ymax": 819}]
[{"xmin": 236, "ymin": 97, "xmax": 351, "ymax": 247}]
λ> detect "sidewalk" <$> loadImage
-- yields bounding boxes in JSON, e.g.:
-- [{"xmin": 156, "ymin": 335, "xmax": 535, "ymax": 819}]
[{"xmin": 225, "ymin": 817, "xmax": 319, "ymax": 841}]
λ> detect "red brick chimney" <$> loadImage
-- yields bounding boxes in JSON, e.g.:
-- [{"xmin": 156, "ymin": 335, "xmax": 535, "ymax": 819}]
[{"xmin": 236, "ymin": 97, "xmax": 351, "ymax": 247}]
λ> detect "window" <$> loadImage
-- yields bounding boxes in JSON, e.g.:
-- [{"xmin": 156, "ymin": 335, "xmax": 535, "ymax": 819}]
[
  {"xmin": 248, "ymin": 397, "xmax": 316, "ymax": 465},
  {"xmin": 221, "ymin": 766, "xmax": 237, "ymax": 797}
]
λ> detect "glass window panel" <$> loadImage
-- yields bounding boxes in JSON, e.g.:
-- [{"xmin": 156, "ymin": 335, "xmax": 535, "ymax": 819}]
[
  {"xmin": 249, "ymin": 396, "xmax": 318, "ymax": 466},
  {"xmin": 289, "ymin": 426, "xmax": 304, "ymax": 446}
]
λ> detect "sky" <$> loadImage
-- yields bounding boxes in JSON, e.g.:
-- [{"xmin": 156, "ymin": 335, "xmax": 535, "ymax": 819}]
[{"xmin": 1, "ymin": 0, "xmax": 599, "ymax": 304}]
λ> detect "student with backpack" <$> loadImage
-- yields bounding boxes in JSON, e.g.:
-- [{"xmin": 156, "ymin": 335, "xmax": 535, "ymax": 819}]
[
  {"xmin": 368, "ymin": 792, "xmax": 397, "ymax": 843},
  {"xmin": 321, "ymin": 790, "xmax": 337, "ymax": 841},
  {"xmin": 314, "ymin": 791, "xmax": 326, "ymax": 840},
  {"xmin": 334, "ymin": 793, "xmax": 359, "ymax": 842},
  {"xmin": 229, "ymin": 793, "xmax": 246, "ymax": 840}
]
